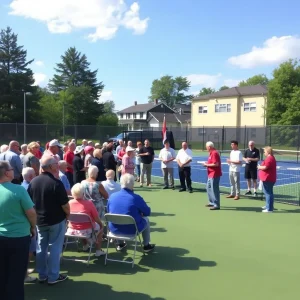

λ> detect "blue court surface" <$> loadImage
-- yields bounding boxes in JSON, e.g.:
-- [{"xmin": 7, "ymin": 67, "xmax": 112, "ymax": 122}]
[{"xmin": 151, "ymin": 153, "xmax": 300, "ymax": 192}]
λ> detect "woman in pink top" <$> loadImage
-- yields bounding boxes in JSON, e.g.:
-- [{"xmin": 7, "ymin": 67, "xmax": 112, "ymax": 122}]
[
  {"xmin": 258, "ymin": 146, "xmax": 277, "ymax": 213},
  {"xmin": 66, "ymin": 183, "xmax": 106, "ymax": 257},
  {"xmin": 122, "ymin": 146, "xmax": 136, "ymax": 175}
]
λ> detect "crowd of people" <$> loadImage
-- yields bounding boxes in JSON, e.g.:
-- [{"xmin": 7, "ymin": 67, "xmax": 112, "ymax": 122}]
[{"xmin": 0, "ymin": 137, "xmax": 276, "ymax": 300}]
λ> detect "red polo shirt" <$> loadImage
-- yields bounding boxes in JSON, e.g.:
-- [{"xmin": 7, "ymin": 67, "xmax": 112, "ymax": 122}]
[
  {"xmin": 64, "ymin": 150, "xmax": 75, "ymax": 173},
  {"xmin": 259, "ymin": 155, "xmax": 276, "ymax": 182},
  {"xmin": 207, "ymin": 150, "xmax": 222, "ymax": 178}
]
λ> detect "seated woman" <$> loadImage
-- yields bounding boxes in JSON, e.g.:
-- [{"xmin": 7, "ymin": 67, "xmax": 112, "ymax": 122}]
[
  {"xmin": 81, "ymin": 166, "xmax": 108, "ymax": 218},
  {"xmin": 67, "ymin": 183, "xmax": 106, "ymax": 257}
]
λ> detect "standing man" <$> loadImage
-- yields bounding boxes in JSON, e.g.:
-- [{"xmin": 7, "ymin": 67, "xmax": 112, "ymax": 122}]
[
  {"xmin": 243, "ymin": 141, "xmax": 260, "ymax": 197},
  {"xmin": 28, "ymin": 156, "xmax": 70, "ymax": 285},
  {"xmin": 176, "ymin": 142, "xmax": 193, "ymax": 193},
  {"xmin": 159, "ymin": 139, "xmax": 176, "ymax": 189},
  {"xmin": 102, "ymin": 144, "xmax": 117, "ymax": 181},
  {"xmin": 63, "ymin": 142, "xmax": 76, "ymax": 187},
  {"xmin": 116, "ymin": 139, "xmax": 124, "ymax": 155},
  {"xmin": 202, "ymin": 141, "xmax": 222, "ymax": 210},
  {"xmin": 226, "ymin": 140, "xmax": 242, "ymax": 200},
  {"xmin": 0, "ymin": 140, "xmax": 23, "ymax": 184},
  {"xmin": 139, "ymin": 139, "xmax": 155, "ymax": 187}
]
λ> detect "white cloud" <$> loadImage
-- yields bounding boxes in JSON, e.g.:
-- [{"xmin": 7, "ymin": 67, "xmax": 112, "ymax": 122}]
[
  {"xmin": 35, "ymin": 60, "xmax": 44, "ymax": 67},
  {"xmin": 33, "ymin": 73, "xmax": 47, "ymax": 86},
  {"xmin": 99, "ymin": 90, "xmax": 113, "ymax": 102},
  {"xmin": 187, "ymin": 73, "xmax": 222, "ymax": 88},
  {"xmin": 9, "ymin": 0, "xmax": 149, "ymax": 41},
  {"xmin": 228, "ymin": 35, "xmax": 300, "ymax": 69}
]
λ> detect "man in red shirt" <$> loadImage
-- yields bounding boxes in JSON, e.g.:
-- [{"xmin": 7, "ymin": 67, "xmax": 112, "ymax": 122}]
[
  {"xmin": 63, "ymin": 142, "xmax": 76, "ymax": 187},
  {"xmin": 202, "ymin": 141, "xmax": 222, "ymax": 210}
]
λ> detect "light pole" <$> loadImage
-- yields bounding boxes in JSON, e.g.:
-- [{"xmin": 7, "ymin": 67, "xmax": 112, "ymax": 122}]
[{"xmin": 23, "ymin": 91, "xmax": 31, "ymax": 144}]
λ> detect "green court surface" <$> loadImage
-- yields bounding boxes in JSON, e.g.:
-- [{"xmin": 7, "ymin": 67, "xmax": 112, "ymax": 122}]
[{"xmin": 25, "ymin": 185, "xmax": 300, "ymax": 300}]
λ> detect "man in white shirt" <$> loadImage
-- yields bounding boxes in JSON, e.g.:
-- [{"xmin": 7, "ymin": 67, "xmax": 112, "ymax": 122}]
[
  {"xmin": 176, "ymin": 142, "xmax": 193, "ymax": 193},
  {"xmin": 159, "ymin": 139, "xmax": 176, "ymax": 189},
  {"xmin": 101, "ymin": 170, "xmax": 121, "ymax": 198},
  {"xmin": 226, "ymin": 140, "xmax": 242, "ymax": 200}
]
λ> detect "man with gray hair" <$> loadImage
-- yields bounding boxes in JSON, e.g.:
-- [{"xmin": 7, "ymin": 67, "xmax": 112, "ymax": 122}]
[
  {"xmin": 28, "ymin": 156, "xmax": 70, "ymax": 285},
  {"xmin": 0, "ymin": 140, "xmax": 23, "ymax": 184},
  {"xmin": 0, "ymin": 144, "xmax": 8, "ymax": 153},
  {"xmin": 202, "ymin": 141, "xmax": 222, "ymax": 210},
  {"xmin": 21, "ymin": 167, "xmax": 36, "ymax": 190},
  {"xmin": 107, "ymin": 173, "xmax": 155, "ymax": 252},
  {"xmin": 101, "ymin": 170, "xmax": 121, "ymax": 198}
]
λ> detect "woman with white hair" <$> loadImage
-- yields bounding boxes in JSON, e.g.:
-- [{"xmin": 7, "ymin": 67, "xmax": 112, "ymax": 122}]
[
  {"xmin": 121, "ymin": 146, "xmax": 135, "ymax": 175},
  {"xmin": 0, "ymin": 144, "xmax": 8, "ymax": 153},
  {"xmin": 81, "ymin": 165, "xmax": 108, "ymax": 218},
  {"xmin": 20, "ymin": 144, "xmax": 28, "ymax": 159},
  {"xmin": 67, "ymin": 183, "xmax": 106, "ymax": 256}
]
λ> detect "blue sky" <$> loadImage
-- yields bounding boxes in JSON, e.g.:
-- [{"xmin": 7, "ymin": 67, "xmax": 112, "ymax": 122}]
[{"xmin": 1, "ymin": 0, "xmax": 300, "ymax": 110}]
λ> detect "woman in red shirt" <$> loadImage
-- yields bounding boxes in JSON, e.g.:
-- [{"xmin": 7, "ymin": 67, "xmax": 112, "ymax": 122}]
[
  {"xmin": 258, "ymin": 147, "xmax": 276, "ymax": 213},
  {"xmin": 117, "ymin": 145, "xmax": 126, "ymax": 180},
  {"xmin": 66, "ymin": 183, "xmax": 106, "ymax": 256}
]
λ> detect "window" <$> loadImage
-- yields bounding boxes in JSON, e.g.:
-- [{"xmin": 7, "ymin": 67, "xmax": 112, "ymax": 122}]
[
  {"xmin": 244, "ymin": 102, "xmax": 256, "ymax": 112},
  {"xmin": 133, "ymin": 113, "xmax": 137, "ymax": 119},
  {"xmin": 198, "ymin": 128, "xmax": 206, "ymax": 136},
  {"xmin": 126, "ymin": 113, "xmax": 130, "ymax": 119},
  {"xmin": 120, "ymin": 113, "xmax": 124, "ymax": 119},
  {"xmin": 215, "ymin": 104, "xmax": 231, "ymax": 113},
  {"xmin": 198, "ymin": 106, "xmax": 208, "ymax": 114},
  {"xmin": 140, "ymin": 112, "xmax": 144, "ymax": 119}
]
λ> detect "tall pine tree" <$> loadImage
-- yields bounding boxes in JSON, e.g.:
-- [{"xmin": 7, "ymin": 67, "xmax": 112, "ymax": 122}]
[{"xmin": 0, "ymin": 27, "xmax": 36, "ymax": 122}]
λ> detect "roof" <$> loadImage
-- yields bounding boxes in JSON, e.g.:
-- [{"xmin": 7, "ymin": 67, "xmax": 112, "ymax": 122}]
[
  {"xmin": 174, "ymin": 103, "xmax": 191, "ymax": 110},
  {"xmin": 118, "ymin": 103, "xmax": 156, "ymax": 114},
  {"xmin": 147, "ymin": 112, "xmax": 191, "ymax": 124},
  {"xmin": 193, "ymin": 84, "xmax": 268, "ymax": 101},
  {"xmin": 176, "ymin": 114, "xmax": 191, "ymax": 123}
]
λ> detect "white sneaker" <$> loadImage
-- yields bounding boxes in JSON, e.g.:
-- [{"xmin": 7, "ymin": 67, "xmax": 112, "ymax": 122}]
[
  {"xmin": 95, "ymin": 249, "xmax": 106, "ymax": 257},
  {"xmin": 262, "ymin": 209, "xmax": 273, "ymax": 213},
  {"xmin": 24, "ymin": 276, "xmax": 37, "ymax": 283},
  {"xmin": 262, "ymin": 206, "xmax": 266, "ymax": 209}
]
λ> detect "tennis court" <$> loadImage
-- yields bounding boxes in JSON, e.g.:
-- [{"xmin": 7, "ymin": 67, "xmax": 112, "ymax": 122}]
[{"xmin": 151, "ymin": 150, "xmax": 300, "ymax": 205}]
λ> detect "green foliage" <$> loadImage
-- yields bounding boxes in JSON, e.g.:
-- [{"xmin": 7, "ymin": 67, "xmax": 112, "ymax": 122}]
[
  {"xmin": 239, "ymin": 74, "xmax": 269, "ymax": 87},
  {"xmin": 149, "ymin": 75, "xmax": 192, "ymax": 108},
  {"xmin": 97, "ymin": 100, "xmax": 118, "ymax": 126},
  {"xmin": 219, "ymin": 86, "xmax": 229, "ymax": 91},
  {"xmin": 198, "ymin": 87, "xmax": 215, "ymax": 96},
  {"xmin": 0, "ymin": 26, "xmax": 37, "ymax": 122},
  {"xmin": 50, "ymin": 47, "xmax": 104, "ymax": 99},
  {"xmin": 267, "ymin": 60, "xmax": 300, "ymax": 125}
]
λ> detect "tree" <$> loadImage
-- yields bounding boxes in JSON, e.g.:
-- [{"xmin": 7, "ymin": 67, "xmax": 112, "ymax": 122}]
[
  {"xmin": 149, "ymin": 75, "xmax": 192, "ymax": 108},
  {"xmin": 239, "ymin": 74, "xmax": 269, "ymax": 87},
  {"xmin": 0, "ymin": 26, "xmax": 36, "ymax": 122},
  {"xmin": 97, "ymin": 100, "xmax": 118, "ymax": 126},
  {"xmin": 267, "ymin": 60, "xmax": 300, "ymax": 125},
  {"xmin": 50, "ymin": 47, "xmax": 104, "ymax": 99},
  {"xmin": 219, "ymin": 86, "xmax": 229, "ymax": 91},
  {"xmin": 198, "ymin": 87, "xmax": 215, "ymax": 96}
]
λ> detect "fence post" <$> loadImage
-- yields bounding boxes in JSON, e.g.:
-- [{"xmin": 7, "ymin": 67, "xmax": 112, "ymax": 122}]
[
  {"xmin": 221, "ymin": 126, "xmax": 225, "ymax": 151},
  {"xmin": 269, "ymin": 126, "xmax": 272, "ymax": 146},
  {"xmin": 202, "ymin": 125, "xmax": 205, "ymax": 150},
  {"xmin": 244, "ymin": 125, "xmax": 246, "ymax": 149},
  {"xmin": 297, "ymin": 125, "xmax": 300, "ymax": 164}
]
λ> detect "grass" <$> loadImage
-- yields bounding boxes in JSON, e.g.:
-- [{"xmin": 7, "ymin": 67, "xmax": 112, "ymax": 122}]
[{"xmin": 25, "ymin": 184, "xmax": 300, "ymax": 300}]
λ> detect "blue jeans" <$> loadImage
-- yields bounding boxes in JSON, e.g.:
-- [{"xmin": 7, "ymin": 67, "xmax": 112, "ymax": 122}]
[
  {"xmin": 207, "ymin": 177, "xmax": 221, "ymax": 207},
  {"xmin": 136, "ymin": 165, "xmax": 141, "ymax": 178},
  {"xmin": 263, "ymin": 181, "xmax": 275, "ymax": 211},
  {"xmin": 36, "ymin": 220, "xmax": 66, "ymax": 282}
]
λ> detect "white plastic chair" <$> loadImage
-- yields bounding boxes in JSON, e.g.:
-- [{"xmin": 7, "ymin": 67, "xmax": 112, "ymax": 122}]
[
  {"xmin": 104, "ymin": 213, "xmax": 145, "ymax": 268},
  {"xmin": 62, "ymin": 213, "xmax": 97, "ymax": 266}
]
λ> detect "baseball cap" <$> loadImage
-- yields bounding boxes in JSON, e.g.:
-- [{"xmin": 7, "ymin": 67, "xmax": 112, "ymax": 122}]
[
  {"xmin": 84, "ymin": 146, "xmax": 94, "ymax": 155},
  {"xmin": 126, "ymin": 146, "xmax": 135, "ymax": 152},
  {"xmin": 49, "ymin": 139, "xmax": 63, "ymax": 148}
]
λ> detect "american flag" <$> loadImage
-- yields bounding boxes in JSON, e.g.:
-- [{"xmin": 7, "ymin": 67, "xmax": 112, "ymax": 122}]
[{"xmin": 162, "ymin": 114, "xmax": 167, "ymax": 144}]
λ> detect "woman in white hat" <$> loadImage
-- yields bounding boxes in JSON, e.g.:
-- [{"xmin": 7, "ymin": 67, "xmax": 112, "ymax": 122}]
[{"xmin": 121, "ymin": 146, "xmax": 136, "ymax": 176}]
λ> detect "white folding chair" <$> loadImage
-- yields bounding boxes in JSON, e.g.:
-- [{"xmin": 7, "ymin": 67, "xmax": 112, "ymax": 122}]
[
  {"xmin": 62, "ymin": 213, "xmax": 97, "ymax": 266},
  {"xmin": 104, "ymin": 213, "xmax": 146, "ymax": 268}
]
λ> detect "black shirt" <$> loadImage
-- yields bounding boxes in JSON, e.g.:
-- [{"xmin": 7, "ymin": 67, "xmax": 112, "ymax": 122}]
[
  {"xmin": 28, "ymin": 172, "xmax": 69, "ymax": 226},
  {"xmin": 139, "ymin": 146, "xmax": 155, "ymax": 164},
  {"xmin": 102, "ymin": 151, "xmax": 116, "ymax": 171},
  {"xmin": 91, "ymin": 157, "xmax": 106, "ymax": 181},
  {"xmin": 244, "ymin": 148, "xmax": 260, "ymax": 167},
  {"xmin": 73, "ymin": 155, "xmax": 86, "ymax": 184}
]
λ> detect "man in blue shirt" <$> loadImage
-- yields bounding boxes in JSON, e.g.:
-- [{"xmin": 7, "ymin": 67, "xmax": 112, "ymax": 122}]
[
  {"xmin": 58, "ymin": 160, "xmax": 71, "ymax": 195},
  {"xmin": 107, "ymin": 173, "xmax": 155, "ymax": 252},
  {"xmin": 0, "ymin": 140, "xmax": 23, "ymax": 184}
]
